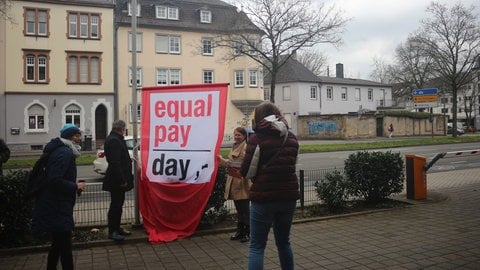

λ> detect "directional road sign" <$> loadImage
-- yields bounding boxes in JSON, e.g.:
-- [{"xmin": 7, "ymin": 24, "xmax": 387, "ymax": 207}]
[
  {"xmin": 413, "ymin": 102, "xmax": 437, "ymax": 108},
  {"xmin": 412, "ymin": 88, "xmax": 438, "ymax": 96},
  {"xmin": 413, "ymin": 95, "xmax": 439, "ymax": 102}
]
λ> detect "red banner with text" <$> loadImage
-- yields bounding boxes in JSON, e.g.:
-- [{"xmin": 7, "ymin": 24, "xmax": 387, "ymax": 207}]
[{"xmin": 139, "ymin": 83, "xmax": 228, "ymax": 243}]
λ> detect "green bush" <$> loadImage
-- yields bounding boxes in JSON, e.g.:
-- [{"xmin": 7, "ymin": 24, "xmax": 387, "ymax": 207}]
[
  {"xmin": 314, "ymin": 170, "xmax": 348, "ymax": 212},
  {"xmin": 344, "ymin": 151, "xmax": 404, "ymax": 204},
  {"xmin": 0, "ymin": 169, "xmax": 35, "ymax": 248},
  {"xmin": 200, "ymin": 166, "xmax": 228, "ymax": 226}
]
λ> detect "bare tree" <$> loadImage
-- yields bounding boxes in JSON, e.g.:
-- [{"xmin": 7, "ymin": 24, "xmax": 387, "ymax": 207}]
[
  {"xmin": 370, "ymin": 56, "xmax": 393, "ymax": 84},
  {"xmin": 220, "ymin": 0, "xmax": 349, "ymax": 103},
  {"xmin": 416, "ymin": 2, "xmax": 480, "ymax": 136},
  {"xmin": 296, "ymin": 49, "xmax": 329, "ymax": 77}
]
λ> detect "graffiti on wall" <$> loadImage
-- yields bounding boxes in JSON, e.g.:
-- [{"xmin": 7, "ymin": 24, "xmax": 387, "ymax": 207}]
[{"xmin": 307, "ymin": 120, "xmax": 338, "ymax": 135}]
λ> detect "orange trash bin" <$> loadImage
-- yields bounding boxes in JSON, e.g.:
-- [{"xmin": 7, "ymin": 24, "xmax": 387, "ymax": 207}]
[{"xmin": 405, "ymin": 154, "xmax": 427, "ymax": 200}]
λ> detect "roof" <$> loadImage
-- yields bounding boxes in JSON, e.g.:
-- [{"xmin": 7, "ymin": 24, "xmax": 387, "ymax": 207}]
[
  {"xmin": 265, "ymin": 56, "xmax": 391, "ymax": 88},
  {"xmin": 114, "ymin": 0, "xmax": 262, "ymax": 34}
]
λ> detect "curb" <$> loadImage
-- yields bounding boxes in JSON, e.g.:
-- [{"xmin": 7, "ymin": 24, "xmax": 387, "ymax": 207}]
[{"xmin": 0, "ymin": 193, "xmax": 446, "ymax": 257}]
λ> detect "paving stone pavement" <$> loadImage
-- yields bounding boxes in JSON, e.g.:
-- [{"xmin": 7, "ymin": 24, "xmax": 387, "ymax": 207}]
[{"xmin": 1, "ymin": 168, "xmax": 479, "ymax": 270}]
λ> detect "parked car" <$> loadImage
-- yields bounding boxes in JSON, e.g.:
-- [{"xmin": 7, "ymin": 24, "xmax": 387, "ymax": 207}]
[
  {"xmin": 447, "ymin": 125, "xmax": 465, "ymax": 135},
  {"xmin": 93, "ymin": 136, "xmax": 140, "ymax": 175}
]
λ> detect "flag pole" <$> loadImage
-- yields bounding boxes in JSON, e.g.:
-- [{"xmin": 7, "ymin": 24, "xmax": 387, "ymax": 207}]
[{"xmin": 131, "ymin": 0, "xmax": 140, "ymax": 226}]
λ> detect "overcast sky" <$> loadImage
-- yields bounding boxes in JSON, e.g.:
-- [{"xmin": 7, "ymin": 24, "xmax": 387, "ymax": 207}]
[{"xmin": 316, "ymin": 0, "xmax": 479, "ymax": 80}]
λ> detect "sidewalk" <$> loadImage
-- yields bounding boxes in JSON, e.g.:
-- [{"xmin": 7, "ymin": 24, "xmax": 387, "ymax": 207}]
[{"xmin": 1, "ymin": 168, "xmax": 479, "ymax": 269}]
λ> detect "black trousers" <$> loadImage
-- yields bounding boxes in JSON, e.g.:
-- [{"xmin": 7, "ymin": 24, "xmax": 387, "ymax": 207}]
[
  {"xmin": 47, "ymin": 231, "xmax": 73, "ymax": 270},
  {"xmin": 234, "ymin": 199, "xmax": 250, "ymax": 225},
  {"xmin": 108, "ymin": 189, "xmax": 126, "ymax": 234}
]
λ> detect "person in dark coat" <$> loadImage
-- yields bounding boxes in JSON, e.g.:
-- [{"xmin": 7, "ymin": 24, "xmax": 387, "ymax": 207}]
[
  {"xmin": 0, "ymin": 138, "xmax": 10, "ymax": 176},
  {"xmin": 240, "ymin": 102, "xmax": 299, "ymax": 270},
  {"xmin": 102, "ymin": 120, "xmax": 133, "ymax": 241},
  {"xmin": 31, "ymin": 124, "xmax": 86, "ymax": 270}
]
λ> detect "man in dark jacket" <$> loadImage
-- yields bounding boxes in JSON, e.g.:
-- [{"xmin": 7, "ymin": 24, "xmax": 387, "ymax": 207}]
[
  {"xmin": 103, "ymin": 120, "xmax": 133, "ymax": 241},
  {"xmin": 31, "ymin": 123, "xmax": 86, "ymax": 270}
]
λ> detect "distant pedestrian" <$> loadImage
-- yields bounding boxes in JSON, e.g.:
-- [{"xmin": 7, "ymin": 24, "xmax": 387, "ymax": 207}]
[
  {"xmin": 0, "ymin": 138, "xmax": 10, "ymax": 176},
  {"xmin": 102, "ymin": 120, "xmax": 134, "ymax": 241},
  {"xmin": 388, "ymin": 123, "xmax": 394, "ymax": 138},
  {"xmin": 241, "ymin": 102, "xmax": 300, "ymax": 270},
  {"xmin": 31, "ymin": 124, "xmax": 86, "ymax": 270}
]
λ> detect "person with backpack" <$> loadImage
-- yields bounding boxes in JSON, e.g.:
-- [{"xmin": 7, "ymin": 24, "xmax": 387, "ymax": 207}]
[
  {"xmin": 31, "ymin": 124, "xmax": 86, "ymax": 270},
  {"xmin": 0, "ymin": 138, "xmax": 10, "ymax": 176}
]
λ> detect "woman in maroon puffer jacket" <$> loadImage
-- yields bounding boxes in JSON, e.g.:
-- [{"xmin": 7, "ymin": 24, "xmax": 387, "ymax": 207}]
[{"xmin": 240, "ymin": 101, "xmax": 299, "ymax": 270}]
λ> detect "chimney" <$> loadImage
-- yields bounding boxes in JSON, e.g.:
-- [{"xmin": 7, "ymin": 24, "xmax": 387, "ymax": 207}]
[{"xmin": 336, "ymin": 63, "xmax": 344, "ymax": 78}]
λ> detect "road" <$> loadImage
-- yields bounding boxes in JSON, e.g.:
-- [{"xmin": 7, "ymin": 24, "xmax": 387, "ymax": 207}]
[{"xmin": 79, "ymin": 142, "xmax": 480, "ymax": 182}]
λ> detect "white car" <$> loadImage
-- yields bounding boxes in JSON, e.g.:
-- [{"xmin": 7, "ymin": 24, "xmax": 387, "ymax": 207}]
[{"xmin": 93, "ymin": 136, "xmax": 140, "ymax": 175}]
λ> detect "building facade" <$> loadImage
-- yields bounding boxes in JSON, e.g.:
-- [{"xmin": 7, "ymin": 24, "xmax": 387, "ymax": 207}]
[
  {"xmin": 1, "ymin": 0, "xmax": 115, "ymax": 151},
  {"xmin": 114, "ymin": 0, "xmax": 264, "ymax": 145},
  {"xmin": 265, "ymin": 59, "xmax": 393, "ymax": 135}
]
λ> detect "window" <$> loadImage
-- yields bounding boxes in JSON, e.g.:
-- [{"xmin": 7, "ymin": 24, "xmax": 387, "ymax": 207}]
[
  {"xmin": 310, "ymin": 86, "xmax": 318, "ymax": 99},
  {"xmin": 202, "ymin": 38, "xmax": 213, "ymax": 55},
  {"xmin": 155, "ymin": 6, "xmax": 178, "ymax": 20},
  {"xmin": 203, "ymin": 70, "xmax": 214, "ymax": 84},
  {"xmin": 441, "ymin": 108, "xmax": 448, "ymax": 114},
  {"xmin": 64, "ymin": 104, "xmax": 81, "ymax": 127},
  {"xmin": 264, "ymin": 88, "xmax": 270, "ymax": 101},
  {"xmin": 68, "ymin": 12, "xmax": 100, "ymax": 39},
  {"xmin": 156, "ymin": 68, "xmax": 182, "ymax": 85},
  {"xmin": 368, "ymin": 88, "xmax": 373, "ymax": 101},
  {"xmin": 24, "ymin": 8, "xmax": 49, "ymax": 37},
  {"xmin": 233, "ymin": 40, "xmax": 243, "ymax": 55},
  {"xmin": 341, "ymin": 87, "xmax": 347, "ymax": 101},
  {"xmin": 129, "ymin": 104, "xmax": 142, "ymax": 123},
  {"xmin": 283, "ymin": 86, "xmax": 291, "ymax": 100},
  {"xmin": 23, "ymin": 50, "xmax": 50, "ymax": 83},
  {"xmin": 355, "ymin": 88, "xmax": 361, "ymax": 101},
  {"xmin": 128, "ymin": 32, "xmax": 143, "ymax": 52},
  {"xmin": 249, "ymin": 70, "xmax": 258, "ymax": 87},
  {"xmin": 234, "ymin": 70, "xmax": 244, "ymax": 87},
  {"xmin": 27, "ymin": 104, "xmax": 45, "ymax": 131},
  {"xmin": 128, "ymin": 2, "xmax": 141, "ymax": 17},
  {"xmin": 67, "ymin": 52, "xmax": 101, "ymax": 84},
  {"xmin": 129, "ymin": 67, "xmax": 142, "ymax": 86},
  {"xmin": 326, "ymin": 86, "xmax": 333, "ymax": 100},
  {"xmin": 248, "ymin": 39, "xmax": 258, "ymax": 55},
  {"xmin": 200, "ymin": 10, "xmax": 211, "ymax": 23},
  {"xmin": 168, "ymin": 7, "xmax": 179, "ymax": 20},
  {"xmin": 155, "ymin": 35, "xmax": 181, "ymax": 54}
]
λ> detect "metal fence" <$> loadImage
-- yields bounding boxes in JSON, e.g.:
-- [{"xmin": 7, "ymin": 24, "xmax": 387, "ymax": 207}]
[{"xmin": 73, "ymin": 168, "xmax": 343, "ymax": 227}]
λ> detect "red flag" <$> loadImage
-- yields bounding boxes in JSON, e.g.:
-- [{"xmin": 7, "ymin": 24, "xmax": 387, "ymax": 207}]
[{"xmin": 140, "ymin": 83, "xmax": 228, "ymax": 243}]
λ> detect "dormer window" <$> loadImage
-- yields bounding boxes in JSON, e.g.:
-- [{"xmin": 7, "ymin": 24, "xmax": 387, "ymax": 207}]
[
  {"xmin": 156, "ymin": 6, "xmax": 179, "ymax": 20},
  {"xmin": 128, "ymin": 2, "xmax": 141, "ymax": 17},
  {"xmin": 200, "ymin": 10, "xmax": 211, "ymax": 23}
]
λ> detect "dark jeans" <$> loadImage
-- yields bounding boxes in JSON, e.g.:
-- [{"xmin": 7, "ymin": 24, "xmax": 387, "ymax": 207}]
[
  {"xmin": 47, "ymin": 231, "xmax": 73, "ymax": 270},
  {"xmin": 108, "ymin": 189, "xmax": 126, "ymax": 234},
  {"xmin": 234, "ymin": 199, "xmax": 250, "ymax": 225},
  {"xmin": 248, "ymin": 200, "xmax": 296, "ymax": 270}
]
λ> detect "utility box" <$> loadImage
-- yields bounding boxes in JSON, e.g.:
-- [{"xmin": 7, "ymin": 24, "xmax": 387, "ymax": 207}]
[{"xmin": 405, "ymin": 154, "xmax": 427, "ymax": 200}]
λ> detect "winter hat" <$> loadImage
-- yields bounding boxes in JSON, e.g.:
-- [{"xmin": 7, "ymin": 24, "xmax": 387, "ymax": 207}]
[{"xmin": 60, "ymin": 124, "xmax": 81, "ymax": 139}]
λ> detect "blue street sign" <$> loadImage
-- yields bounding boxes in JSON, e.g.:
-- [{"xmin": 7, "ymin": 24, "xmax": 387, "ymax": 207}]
[{"xmin": 412, "ymin": 88, "xmax": 438, "ymax": 96}]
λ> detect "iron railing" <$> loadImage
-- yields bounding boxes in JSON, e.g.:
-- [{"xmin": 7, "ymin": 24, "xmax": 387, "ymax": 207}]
[{"xmin": 73, "ymin": 168, "xmax": 343, "ymax": 227}]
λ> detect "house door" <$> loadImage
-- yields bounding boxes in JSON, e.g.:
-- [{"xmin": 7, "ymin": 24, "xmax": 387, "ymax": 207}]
[
  {"xmin": 376, "ymin": 117, "xmax": 384, "ymax": 137},
  {"xmin": 95, "ymin": 105, "xmax": 108, "ymax": 149}
]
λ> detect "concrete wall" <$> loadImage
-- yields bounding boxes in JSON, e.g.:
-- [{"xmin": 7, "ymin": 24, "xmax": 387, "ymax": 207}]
[{"xmin": 296, "ymin": 114, "xmax": 447, "ymax": 140}]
